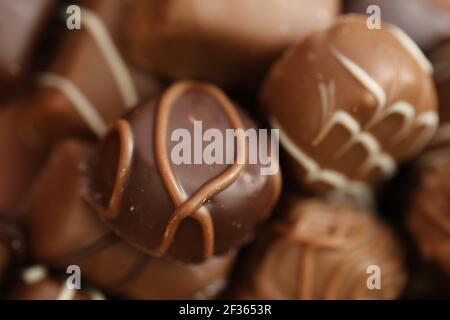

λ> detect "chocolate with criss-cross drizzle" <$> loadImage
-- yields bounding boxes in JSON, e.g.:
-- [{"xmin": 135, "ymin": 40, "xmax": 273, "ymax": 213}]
[
  {"xmin": 89, "ymin": 81, "xmax": 282, "ymax": 262},
  {"xmin": 233, "ymin": 198, "xmax": 407, "ymax": 300}
]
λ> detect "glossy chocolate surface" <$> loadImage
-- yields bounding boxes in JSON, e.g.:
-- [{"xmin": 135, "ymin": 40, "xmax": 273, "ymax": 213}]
[
  {"xmin": 91, "ymin": 81, "xmax": 282, "ymax": 262},
  {"xmin": 261, "ymin": 15, "xmax": 438, "ymax": 196},
  {"xmin": 25, "ymin": 140, "xmax": 236, "ymax": 299}
]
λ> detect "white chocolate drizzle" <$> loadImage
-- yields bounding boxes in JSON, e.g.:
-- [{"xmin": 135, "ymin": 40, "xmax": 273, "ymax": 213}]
[
  {"xmin": 38, "ymin": 7, "xmax": 139, "ymax": 137},
  {"xmin": 81, "ymin": 7, "xmax": 138, "ymax": 108},
  {"xmin": 317, "ymin": 82, "xmax": 335, "ymax": 131},
  {"xmin": 39, "ymin": 74, "xmax": 107, "ymax": 137},
  {"xmin": 271, "ymin": 117, "xmax": 372, "ymax": 200},
  {"xmin": 331, "ymin": 47, "xmax": 386, "ymax": 123},
  {"xmin": 276, "ymin": 41, "xmax": 439, "ymax": 192},
  {"xmin": 387, "ymin": 25, "xmax": 433, "ymax": 75},
  {"xmin": 313, "ymin": 111, "xmax": 397, "ymax": 177},
  {"xmin": 411, "ymin": 112, "xmax": 439, "ymax": 152}
]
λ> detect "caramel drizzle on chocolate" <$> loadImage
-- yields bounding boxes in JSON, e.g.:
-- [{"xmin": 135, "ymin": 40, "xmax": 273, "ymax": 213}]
[
  {"xmin": 96, "ymin": 82, "xmax": 247, "ymax": 259},
  {"xmin": 103, "ymin": 120, "xmax": 134, "ymax": 219},
  {"xmin": 153, "ymin": 82, "xmax": 247, "ymax": 259},
  {"xmin": 254, "ymin": 204, "xmax": 404, "ymax": 299}
]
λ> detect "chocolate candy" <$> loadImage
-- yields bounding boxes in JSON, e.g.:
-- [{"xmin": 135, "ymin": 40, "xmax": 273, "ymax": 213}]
[
  {"xmin": 261, "ymin": 15, "xmax": 438, "ymax": 198},
  {"xmin": 407, "ymin": 158, "xmax": 450, "ymax": 280},
  {"xmin": 344, "ymin": 0, "xmax": 450, "ymax": 51},
  {"xmin": 90, "ymin": 81, "xmax": 282, "ymax": 262},
  {"xmin": 11, "ymin": 265, "xmax": 105, "ymax": 300},
  {"xmin": 0, "ymin": 103, "xmax": 47, "ymax": 213},
  {"xmin": 22, "ymin": 0, "xmax": 160, "ymax": 147},
  {"xmin": 25, "ymin": 140, "xmax": 236, "ymax": 299},
  {"xmin": 233, "ymin": 198, "xmax": 407, "ymax": 299},
  {"xmin": 123, "ymin": 0, "xmax": 340, "ymax": 87},
  {"xmin": 0, "ymin": 0, "xmax": 55, "ymax": 96}
]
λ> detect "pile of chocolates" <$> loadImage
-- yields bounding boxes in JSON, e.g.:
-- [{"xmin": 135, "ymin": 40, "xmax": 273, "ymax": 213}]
[{"xmin": 0, "ymin": 0, "xmax": 449, "ymax": 300}]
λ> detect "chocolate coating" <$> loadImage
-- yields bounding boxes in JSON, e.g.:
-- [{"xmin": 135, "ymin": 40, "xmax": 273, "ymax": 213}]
[
  {"xmin": 25, "ymin": 140, "xmax": 235, "ymax": 299},
  {"xmin": 344, "ymin": 0, "xmax": 450, "ymax": 51},
  {"xmin": 0, "ymin": 0, "xmax": 55, "ymax": 96},
  {"xmin": 22, "ymin": 0, "xmax": 160, "ymax": 147},
  {"xmin": 11, "ymin": 265, "xmax": 104, "ymax": 300},
  {"xmin": 407, "ymin": 158, "xmax": 450, "ymax": 280},
  {"xmin": 0, "ymin": 103, "xmax": 46, "ymax": 214},
  {"xmin": 123, "ymin": 0, "xmax": 340, "ymax": 87},
  {"xmin": 90, "ymin": 81, "xmax": 282, "ymax": 262},
  {"xmin": 261, "ymin": 15, "xmax": 438, "ymax": 197},
  {"xmin": 234, "ymin": 198, "xmax": 407, "ymax": 300}
]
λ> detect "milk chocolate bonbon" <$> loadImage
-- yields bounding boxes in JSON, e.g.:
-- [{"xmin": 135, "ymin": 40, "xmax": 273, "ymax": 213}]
[
  {"xmin": 261, "ymin": 15, "xmax": 438, "ymax": 197},
  {"xmin": 234, "ymin": 198, "xmax": 407, "ymax": 299}
]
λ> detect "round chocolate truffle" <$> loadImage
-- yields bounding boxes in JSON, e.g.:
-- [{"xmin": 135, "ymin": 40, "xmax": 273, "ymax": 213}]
[
  {"xmin": 11, "ymin": 265, "xmax": 105, "ymax": 300},
  {"xmin": 90, "ymin": 81, "xmax": 282, "ymax": 262},
  {"xmin": 234, "ymin": 198, "xmax": 407, "ymax": 299},
  {"xmin": 407, "ymin": 158, "xmax": 450, "ymax": 280},
  {"xmin": 261, "ymin": 15, "xmax": 438, "ymax": 198},
  {"xmin": 25, "ymin": 139, "xmax": 237, "ymax": 300},
  {"xmin": 123, "ymin": 0, "xmax": 340, "ymax": 87},
  {"xmin": 344, "ymin": 0, "xmax": 450, "ymax": 51}
]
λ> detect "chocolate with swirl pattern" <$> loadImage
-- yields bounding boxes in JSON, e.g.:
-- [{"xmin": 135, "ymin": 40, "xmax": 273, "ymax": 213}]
[
  {"xmin": 89, "ymin": 81, "xmax": 282, "ymax": 263},
  {"xmin": 232, "ymin": 198, "xmax": 407, "ymax": 300}
]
